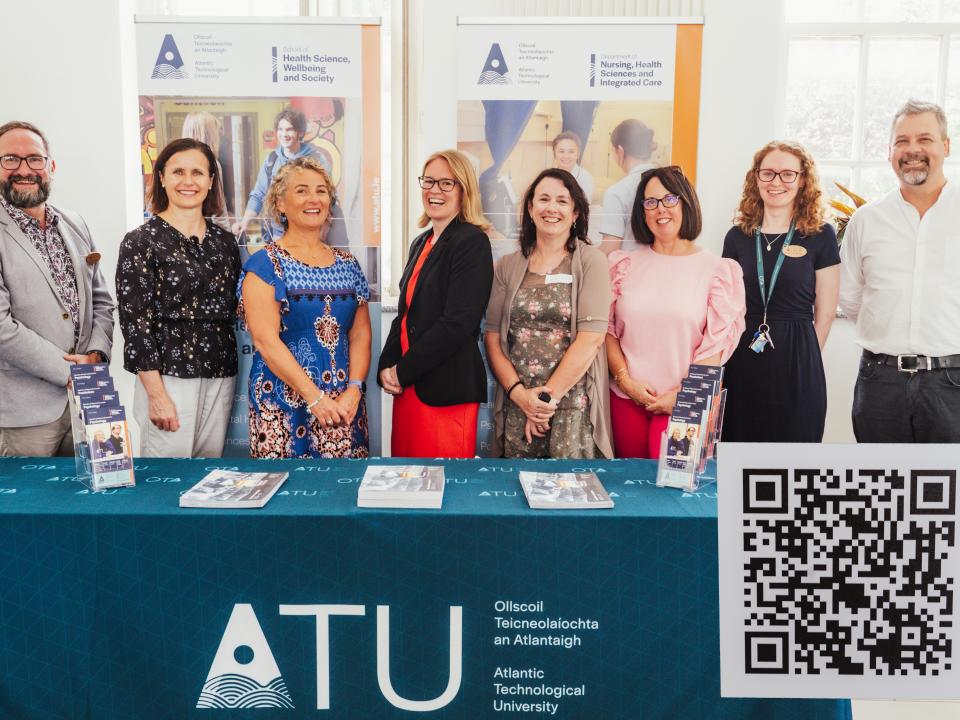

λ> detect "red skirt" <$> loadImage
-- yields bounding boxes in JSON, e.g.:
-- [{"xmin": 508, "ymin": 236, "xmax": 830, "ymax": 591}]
[{"xmin": 391, "ymin": 386, "xmax": 479, "ymax": 458}]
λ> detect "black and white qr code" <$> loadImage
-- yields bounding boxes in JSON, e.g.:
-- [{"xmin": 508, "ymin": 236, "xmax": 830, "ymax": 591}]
[{"xmin": 741, "ymin": 467, "xmax": 957, "ymax": 677}]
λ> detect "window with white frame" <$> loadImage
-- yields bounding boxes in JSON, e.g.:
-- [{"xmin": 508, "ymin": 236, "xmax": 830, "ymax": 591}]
[{"xmin": 782, "ymin": 0, "xmax": 960, "ymax": 206}]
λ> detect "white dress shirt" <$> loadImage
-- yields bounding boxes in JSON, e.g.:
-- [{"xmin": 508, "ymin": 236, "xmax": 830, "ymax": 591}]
[{"xmin": 839, "ymin": 181, "xmax": 960, "ymax": 356}]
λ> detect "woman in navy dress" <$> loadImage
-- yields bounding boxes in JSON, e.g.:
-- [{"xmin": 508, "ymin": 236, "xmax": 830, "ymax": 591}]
[
  {"xmin": 239, "ymin": 157, "xmax": 371, "ymax": 458},
  {"xmin": 721, "ymin": 141, "xmax": 841, "ymax": 442}
]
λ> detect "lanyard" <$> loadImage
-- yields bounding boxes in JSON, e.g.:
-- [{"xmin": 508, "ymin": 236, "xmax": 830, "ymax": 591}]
[{"xmin": 754, "ymin": 221, "xmax": 796, "ymax": 325}]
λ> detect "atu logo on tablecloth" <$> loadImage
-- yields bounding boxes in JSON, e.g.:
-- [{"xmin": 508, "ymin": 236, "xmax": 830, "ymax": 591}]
[
  {"xmin": 151, "ymin": 34, "xmax": 188, "ymax": 79},
  {"xmin": 198, "ymin": 603, "xmax": 463, "ymax": 711},
  {"xmin": 478, "ymin": 43, "xmax": 510, "ymax": 85}
]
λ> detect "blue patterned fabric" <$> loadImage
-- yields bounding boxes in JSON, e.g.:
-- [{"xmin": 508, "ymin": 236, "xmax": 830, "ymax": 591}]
[{"xmin": 238, "ymin": 244, "xmax": 370, "ymax": 458}]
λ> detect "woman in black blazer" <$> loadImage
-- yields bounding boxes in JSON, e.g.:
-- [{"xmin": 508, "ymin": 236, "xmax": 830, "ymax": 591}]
[{"xmin": 378, "ymin": 149, "xmax": 493, "ymax": 457}]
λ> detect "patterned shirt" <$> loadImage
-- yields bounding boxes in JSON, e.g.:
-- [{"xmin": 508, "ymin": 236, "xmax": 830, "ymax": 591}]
[
  {"xmin": 0, "ymin": 197, "xmax": 80, "ymax": 341},
  {"xmin": 117, "ymin": 215, "xmax": 241, "ymax": 378}
]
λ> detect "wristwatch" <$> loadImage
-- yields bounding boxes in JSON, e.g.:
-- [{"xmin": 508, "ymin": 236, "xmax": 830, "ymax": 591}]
[{"xmin": 348, "ymin": 379, "xmax": 366, "ymax": 392}]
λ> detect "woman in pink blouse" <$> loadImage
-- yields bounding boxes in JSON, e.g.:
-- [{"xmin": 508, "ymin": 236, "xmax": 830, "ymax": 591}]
[{"xmin": 605, "ymin": 166, "xmax": 745, "ymax": 459}]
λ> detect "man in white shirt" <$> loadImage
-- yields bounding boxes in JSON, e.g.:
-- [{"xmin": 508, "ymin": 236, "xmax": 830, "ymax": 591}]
[{"xmin": 839, "ymin": 100, "xmax": 959, "ymax": 442}]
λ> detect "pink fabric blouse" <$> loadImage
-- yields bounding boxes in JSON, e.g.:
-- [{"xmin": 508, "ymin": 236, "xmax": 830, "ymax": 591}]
[{"xmin": 607, "ymin": 245, "xmax": 746, "ymax": 399}]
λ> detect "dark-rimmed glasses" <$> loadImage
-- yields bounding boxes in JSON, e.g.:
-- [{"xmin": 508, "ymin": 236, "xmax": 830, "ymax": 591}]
[
  {"xmin": 756, "ymin": 169, "xmax": 801, "ymax": 183},
  {"xmin": 641, "ymin": 193, "xmax": 681, "ymax": 211},
  {"xmin": 418, "ymin": 176, "xmax": 458, "ymax": 192},
  {"xmin": 0, "ymin": 154, "xmax": 48, "ymax": 171}
]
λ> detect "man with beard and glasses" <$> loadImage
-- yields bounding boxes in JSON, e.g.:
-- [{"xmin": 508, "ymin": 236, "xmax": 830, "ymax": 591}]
[
  {"xmin": 839, "ymin": 100, "xmax": 960, "ymax": 442},
  {"xmin": 0, "ymin": 121, "xmax": 114, "ymax": 456}
]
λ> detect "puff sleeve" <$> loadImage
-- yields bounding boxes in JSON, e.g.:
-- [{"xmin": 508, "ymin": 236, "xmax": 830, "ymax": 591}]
[
  {"xmin": 693, "ymin": 258, "xmax": 746, "ymax": 364},
  {"xmin": 606, "ymin": 250, "xmax": 632, "ymax": 338}
]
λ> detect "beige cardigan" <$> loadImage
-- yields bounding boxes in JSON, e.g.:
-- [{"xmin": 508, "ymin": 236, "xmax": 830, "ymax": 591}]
[{"xmin": 485, "ymin": 241, "xmax": 614, "ymax": 458}]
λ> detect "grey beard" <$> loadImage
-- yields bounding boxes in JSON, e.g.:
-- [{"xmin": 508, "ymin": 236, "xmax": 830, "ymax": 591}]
[
  {"xmin": 899, "ymin": 166, "xmax": 930, "ymax": 186},
  {"xmin": 0, "ymin": 175, "xmax": 51, "ymax": 208}
]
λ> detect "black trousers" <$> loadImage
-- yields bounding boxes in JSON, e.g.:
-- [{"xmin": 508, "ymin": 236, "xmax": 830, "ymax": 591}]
[{"xmin": 852, "ymin": 354, "xmax": 960, "ymax": 442}]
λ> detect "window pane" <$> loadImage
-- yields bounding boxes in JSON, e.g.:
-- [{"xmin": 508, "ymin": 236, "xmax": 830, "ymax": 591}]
[
  {"xmin": 863, "ymin": 0, "xmax": 938, "ymax": 22},
  {"xmin": 947, "ymin": 1, "xmax": 960, "ymax": 21},
  {"xmin": 816, "ymin": 165, "xmax": 853, "ymax": 205},
  {"xmin": 857, "ymin": 165, "xmax": 898, "ymax": 202},
  {"xmin": 784, "ymin": 0, "xmax": 856, "ymax": 22},
  {"xmin": 862, "ymin": 38, "xmax": 940, "ymax": 161},
  {"xmin": 947, "ymin": 38, "xmax": 960, "ymax": 142},
  {"xmin": 785, "ymin": 39, "xmax": 859, "ymax": 160}
]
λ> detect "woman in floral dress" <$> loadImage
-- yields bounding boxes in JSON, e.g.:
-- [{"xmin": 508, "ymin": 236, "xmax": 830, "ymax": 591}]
[
  {"xmin": 238, "ymin": 157, "xmax": 371, "ymax": 458},
  {"xmin": 484, "ymin": 168, "xmax": 613, "ymax": 459}
]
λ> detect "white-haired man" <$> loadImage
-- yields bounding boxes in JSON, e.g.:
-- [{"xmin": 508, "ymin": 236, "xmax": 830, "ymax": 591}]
[{"xmin": 839, "ymin": 100, "xmax": 959, "ymax": 442}]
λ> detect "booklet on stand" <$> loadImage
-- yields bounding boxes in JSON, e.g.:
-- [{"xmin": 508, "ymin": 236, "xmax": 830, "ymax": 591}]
[
  {"xmin": 179, "ymin": 469, "xmax": 289, "ymax": 509},
  {"xmin": 357, "ymin": 465, "xmax": 445, "ymax": 509},
  {"xmin": 657, "ymin": 364, "xmax": 726, "ymax": 491},
  {"xmin": 68, "ymin": 363, "xmax": 135, "ymax": 491},
  {"xmin": 518, "ymin": 471, "xmax": 614, "ymax": 510}
]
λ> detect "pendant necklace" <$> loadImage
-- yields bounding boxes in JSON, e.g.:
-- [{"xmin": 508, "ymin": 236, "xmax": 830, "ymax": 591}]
[{"xmin": 763, "ymin": 231, "xmax": 785, "ymax": 252}]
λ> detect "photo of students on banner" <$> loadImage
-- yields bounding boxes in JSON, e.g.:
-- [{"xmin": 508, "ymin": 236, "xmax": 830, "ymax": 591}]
[
  {"xmin": 457, "ymin": 99, "xmax": 672, "ymax": 257},
  {"xmin": 138, "ymin": 96, "xmax": 365, "ymax": 259}
]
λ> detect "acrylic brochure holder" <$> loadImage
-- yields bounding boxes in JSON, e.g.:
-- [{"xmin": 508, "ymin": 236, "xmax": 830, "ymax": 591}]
[
  {"xmin": 68, "ymin": 364, "xmax": 135, "ymax": 492},
  {"xmin": 656, "ymin": 388, "xmax": 726, "ymax": 492}
]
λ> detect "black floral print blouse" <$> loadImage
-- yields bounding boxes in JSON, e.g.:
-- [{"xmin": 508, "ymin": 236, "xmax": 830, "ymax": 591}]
[{"xmin": 117, "ymin": 216, "xmax": 241, "ymax": 378}]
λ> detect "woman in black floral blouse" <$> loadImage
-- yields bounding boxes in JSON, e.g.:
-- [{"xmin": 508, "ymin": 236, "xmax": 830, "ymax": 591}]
[{"xmin": 117, "ymin": 138, "xmax": 241, "ymax": 457}]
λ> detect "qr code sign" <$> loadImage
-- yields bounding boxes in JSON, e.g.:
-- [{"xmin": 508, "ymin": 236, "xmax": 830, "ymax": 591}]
[{"xmin": 720, "ymin": 445, "xmax": 960, "ymax": 699}]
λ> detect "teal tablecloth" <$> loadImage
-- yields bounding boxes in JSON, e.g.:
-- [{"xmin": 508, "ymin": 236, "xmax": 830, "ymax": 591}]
[{"xmin": 0, "ymin": 456, "xmax": 850, "ymax": 720}]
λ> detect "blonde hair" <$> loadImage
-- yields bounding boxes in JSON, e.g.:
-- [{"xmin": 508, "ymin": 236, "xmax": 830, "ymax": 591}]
[
  {"xmin": 264, "ymin": 157, "xmax": 337, "ymax": 227},
  {"xmin": 734, "ymin": 140, "xmax": 825, "ymax": 237},
  {"xmin": 181, "ymin": 112, "xmax": 221, "ymax": 156},
  {"xmin": 417, "ymin": 149, "xmax": 491, "ymax": 232}
]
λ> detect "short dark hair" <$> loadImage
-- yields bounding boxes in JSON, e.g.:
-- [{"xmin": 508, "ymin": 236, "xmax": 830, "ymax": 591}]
[
  {"xmin": 610, "ymin": 118, "xmax": 656, "ymax": 161},
  {"xmin": 630, "ymin": 166, "xmax": 702, "ymax": 244},
  {"xmin": 275, "ymin": 108, "xmax": 307, "ymax": 136},
  {"xmin": 148, "ymin": 138, "xmax": 224, "ymax": 217},
  {"xmin": 0, "ymin": 120, "xmax": 50, "ymax": 153},
  {"xmin": 519, "ymin": 168, "xmax": 590, "ymax": 258}
]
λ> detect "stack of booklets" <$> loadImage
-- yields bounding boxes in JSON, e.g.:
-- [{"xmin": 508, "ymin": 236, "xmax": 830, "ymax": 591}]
[
  {"xmin": 357, "ymin": 465, "xmax": 445, "ymax": 509},
  {"xmin": 180, "ymin": 469, "xmax": 289, "ymax": 508},
  {"xmin": 659, "ymin": 364, "xmax": 727, "ymax": 489},
  {"xmin": 69, "ymin": 363, "xmax": 134, "ymax": 490},
  {"xmin": 518, "ymin": 471, "xmax": 614, "ymax": 510}
]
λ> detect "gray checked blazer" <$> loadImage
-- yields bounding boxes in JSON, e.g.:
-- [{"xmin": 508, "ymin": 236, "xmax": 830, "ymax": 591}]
[{"xmin": 0, "ymin": 202, "xmax": 115, "ymax": 427}]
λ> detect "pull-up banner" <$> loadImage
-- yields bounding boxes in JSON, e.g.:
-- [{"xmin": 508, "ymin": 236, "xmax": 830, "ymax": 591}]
[
  {"xmin": 135, "ymin": 17, "xmax": 383, "ymax": 456},
  {"xmin": 456, "ymin": 17, "xmax": 703, "ymax": 456},
  {"xmin": 456, "ymin": 18, "xmax": 703, "ymax": 251}
]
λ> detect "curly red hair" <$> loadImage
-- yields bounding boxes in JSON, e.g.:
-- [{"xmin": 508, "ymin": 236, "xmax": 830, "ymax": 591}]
[{"xmin": 734, "ymin": 141, "xmax": 825, "ymax": 236}]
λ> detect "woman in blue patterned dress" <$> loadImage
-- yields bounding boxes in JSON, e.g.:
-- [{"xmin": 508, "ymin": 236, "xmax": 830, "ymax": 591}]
[{"xmin": 239, "ymin": 157, "xmax": 371, "ymax": 458}]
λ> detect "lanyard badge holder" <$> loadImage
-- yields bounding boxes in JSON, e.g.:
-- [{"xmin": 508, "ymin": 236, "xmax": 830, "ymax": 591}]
[{"xmin": 750, "ymin": 222, "xmax": 796, "ymax": 353}]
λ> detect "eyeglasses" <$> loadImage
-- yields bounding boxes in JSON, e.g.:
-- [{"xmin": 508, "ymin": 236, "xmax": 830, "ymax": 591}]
[
  {"xmin": 418, "ymin": 176, "xmax": 458, "ymax": 192},
  {"xmin": 756, "ymin": 168, "xmax": 801, "ymax": 183},
  {"xmin": 0, "ymin": 154, "xmax": 48, "ymax": 171},
  {"xmin": 641, "ymin": 193, "xmax": 681, "ymax": 211}
]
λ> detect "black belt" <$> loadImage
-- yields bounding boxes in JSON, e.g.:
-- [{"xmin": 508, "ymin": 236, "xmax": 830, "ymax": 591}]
[{"xmin": 863, "ymin": 350, "xmax": 960, "ymax": 373}]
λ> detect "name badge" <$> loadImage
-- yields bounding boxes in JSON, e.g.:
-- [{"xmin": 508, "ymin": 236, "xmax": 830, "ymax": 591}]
[
  {"xmin": 782, "ymin": 245, "xmax": 807, "ymax": 258},
  {"xmin": 545, "ymin": 273, "xmax": 574, "ymax": 284}
]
